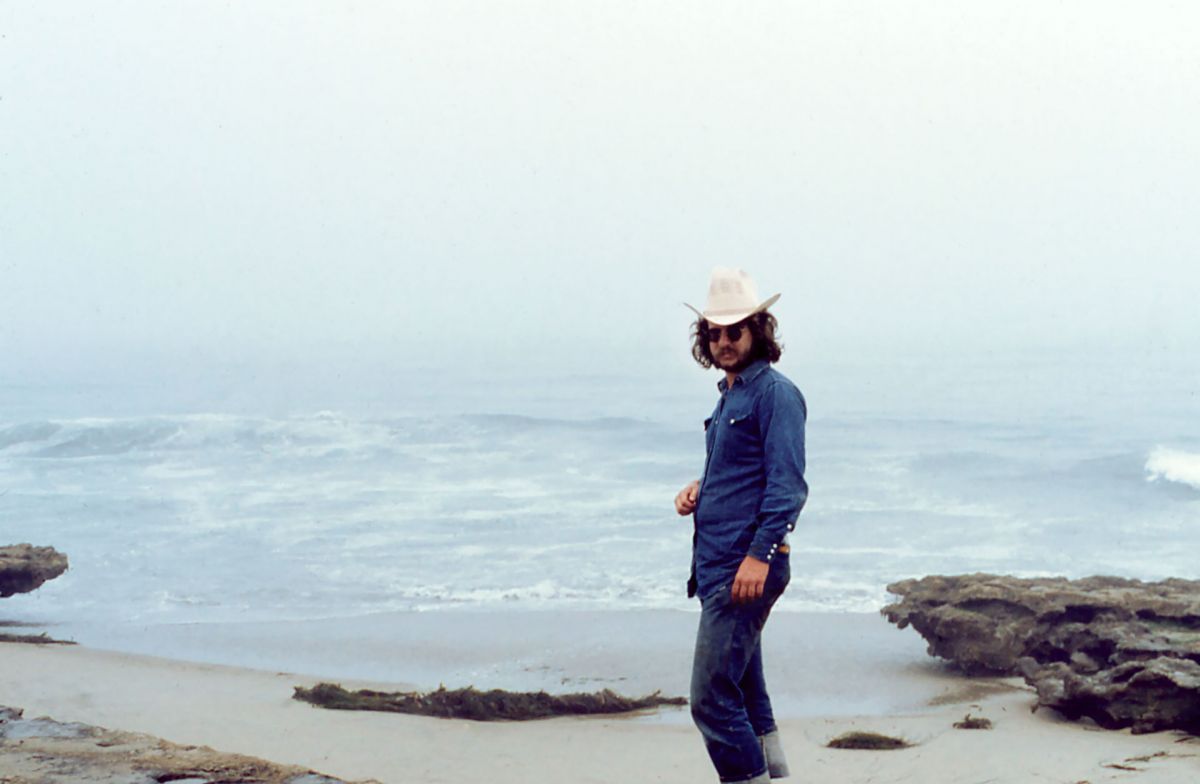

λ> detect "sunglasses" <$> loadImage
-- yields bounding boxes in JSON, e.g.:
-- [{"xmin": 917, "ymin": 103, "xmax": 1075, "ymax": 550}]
[{"xmin": 705, "ymin": 323, "xmax": 747, "ymax": 342}]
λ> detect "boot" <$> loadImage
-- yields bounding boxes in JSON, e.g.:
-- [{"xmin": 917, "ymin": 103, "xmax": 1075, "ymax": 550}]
[{"xmin": 759, "ymin": 730, "xmax": 790, "ymax": 779}]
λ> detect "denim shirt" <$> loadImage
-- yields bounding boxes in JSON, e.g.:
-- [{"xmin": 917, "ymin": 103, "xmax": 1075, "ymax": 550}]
[{"xmin": 689, "ymin": 360, "xmax": 808, "ymax": 600}]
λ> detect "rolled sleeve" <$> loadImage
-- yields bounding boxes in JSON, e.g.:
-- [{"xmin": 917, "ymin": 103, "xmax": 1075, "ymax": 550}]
[{"xmin": 747, "ymin": 380, "xmax": 808, "ymax": 562}]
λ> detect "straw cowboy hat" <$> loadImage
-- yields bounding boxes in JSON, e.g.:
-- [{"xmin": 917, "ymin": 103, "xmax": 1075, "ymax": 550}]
[{"xmin": 685, "ymin": 268, "xmax": 781, "ymax": 326}]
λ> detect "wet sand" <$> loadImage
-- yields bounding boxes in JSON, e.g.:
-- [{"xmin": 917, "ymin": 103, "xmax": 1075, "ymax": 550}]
[{"xmin": 1, "ymin": 611, "xmax": 1196, "ymax": 783}]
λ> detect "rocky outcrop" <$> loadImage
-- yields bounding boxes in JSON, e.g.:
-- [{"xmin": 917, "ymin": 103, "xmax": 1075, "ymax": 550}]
[
  {"xmin": 0, "ymin": 544, "xmax": 68, "ymax": 598},
  {"xmin": 1020, "ymin": 657, "xmax": 1200, "ymax": 734},
  {"xmin": 882, "ymin": 574, "xmax": 1200, "ymax": 734},
  {"xmin": 0, "ymin": 705, "xmax": 366, "ymax": 784}
]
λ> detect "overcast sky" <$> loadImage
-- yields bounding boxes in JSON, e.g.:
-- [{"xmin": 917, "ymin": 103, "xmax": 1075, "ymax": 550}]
[{"xmin": 3, "ymin": 2, "xmax": 1198, "ymax": 389}]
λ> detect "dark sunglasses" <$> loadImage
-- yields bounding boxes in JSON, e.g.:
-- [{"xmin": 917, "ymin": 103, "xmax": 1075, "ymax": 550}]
[{"xmin": 705, "ymin": 323, "xmax": 747, "ymax": 342}]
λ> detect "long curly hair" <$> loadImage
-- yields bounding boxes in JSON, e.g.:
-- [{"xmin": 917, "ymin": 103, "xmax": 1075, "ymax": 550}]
[{"xmin": 690, "ymin": 311, "xmax": 783, "ymax": 369}]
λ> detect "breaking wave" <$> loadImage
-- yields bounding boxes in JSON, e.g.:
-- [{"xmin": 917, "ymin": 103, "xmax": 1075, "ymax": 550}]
[
  {"xmin": 1145, "ymin": 447, "xmax": 1200, "ymax": 492},
  {"xmin": 0, "ymin": 412, "xmax": 664, "ymax": 460}
]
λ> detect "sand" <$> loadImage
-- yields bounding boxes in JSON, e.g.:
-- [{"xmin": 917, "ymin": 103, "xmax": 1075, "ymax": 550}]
[{"xmin": 1, "ymin": 611, "xmax": 1197, "ymax": 783}]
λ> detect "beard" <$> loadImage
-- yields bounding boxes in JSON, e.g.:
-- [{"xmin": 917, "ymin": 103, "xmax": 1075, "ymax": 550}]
[{"xmin": 714, "ymin": 346, "xmax": 756, "ymax": 373}]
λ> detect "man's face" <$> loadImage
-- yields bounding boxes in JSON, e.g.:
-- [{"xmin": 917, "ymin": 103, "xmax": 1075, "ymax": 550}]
[{"xmin": 707, "ymin": 319, "xmax": 755, "ymax": 373}]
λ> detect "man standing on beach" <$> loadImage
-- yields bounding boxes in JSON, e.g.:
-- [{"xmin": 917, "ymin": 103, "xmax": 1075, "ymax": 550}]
[{"xmin": 674, "ymin": 268, "xmax": 808, "ymax": 784}]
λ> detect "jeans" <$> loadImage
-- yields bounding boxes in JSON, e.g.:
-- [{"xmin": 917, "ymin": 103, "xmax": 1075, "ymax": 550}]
[{"xmin": 690, "ymin": 554, "xmax": 790, "ymax": 783}]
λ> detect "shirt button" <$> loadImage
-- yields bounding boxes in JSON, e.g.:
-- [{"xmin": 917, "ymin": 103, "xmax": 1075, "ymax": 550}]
[{"xmin": 729, "ymin": 418, "xmax": 735, "ymax": 425}]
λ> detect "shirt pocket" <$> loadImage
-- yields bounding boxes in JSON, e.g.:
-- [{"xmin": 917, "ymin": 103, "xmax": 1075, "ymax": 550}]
[
  {"xmin": 717, "ymin": 408, "xmax": 762, "ymax": 462},
  {"xmin": 724, "ymin": 410, "xmax": 755, "ymax": 428}
]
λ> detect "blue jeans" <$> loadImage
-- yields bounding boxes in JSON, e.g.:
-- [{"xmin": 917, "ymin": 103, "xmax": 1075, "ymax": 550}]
[{"xmin": 690, "ymin": 554, "xmax": 790, "ymax": 783}]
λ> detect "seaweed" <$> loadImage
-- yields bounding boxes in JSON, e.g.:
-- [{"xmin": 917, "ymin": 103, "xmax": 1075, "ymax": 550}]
[
  {"xmin": 0, "ymin": 631, "xmax": 76, "ymax": 645},
  {"xmin": 826, "ymin": 731, "xmax": 911, "ymax": 750},
  {"xmin": 953, "ymin": 713, "xmax": 993, "ymax": 730},
  {"xmin": 292, "ymin": 682, "xmax": 686, "ymax": 721}
]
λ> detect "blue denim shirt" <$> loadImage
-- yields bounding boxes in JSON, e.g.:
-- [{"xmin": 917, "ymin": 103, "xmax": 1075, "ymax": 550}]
[{"xmin": 689, "ymin": 360, "xmax": 808, "ymax": 600}]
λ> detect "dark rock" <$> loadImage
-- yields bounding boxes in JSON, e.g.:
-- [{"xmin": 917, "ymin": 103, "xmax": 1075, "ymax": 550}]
[
  {"xmin": 882, "ymin": 573, "xmax": 1200, "ymax": 734},
  {"xmin": 1019, "ymin": 656, "xmax": 1200, "ymax": 734},
  {"xmin": 0, "ymin": 544, "xmax": 69, "ymax": 598}
]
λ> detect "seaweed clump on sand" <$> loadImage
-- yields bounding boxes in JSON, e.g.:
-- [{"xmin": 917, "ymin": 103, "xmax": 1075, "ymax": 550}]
[
  {"xmin": 0, "ymin": 631, "xmax": 75, "ymax": 645},
  {"xmin": 953, "ymin": 713, "xmax": 993, "ymax": 730},
  {"xmin": 826, "ymin": 731, "xmax": 911, "ymax": 750},
  {"xmin": 293, "ymin": 682, "xmax": 687, "ymax": 721}
]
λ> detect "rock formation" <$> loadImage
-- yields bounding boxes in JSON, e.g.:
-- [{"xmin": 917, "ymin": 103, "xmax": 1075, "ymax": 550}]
[
  {"xmin": 0, "ymin": 544, "xmax": 68, "ymax": 598},
  {"xmin": 0, "ymin": 705, "xmax": 363, "ymax": 784},
  {"xmin": 882, "ymin": 574, "xmax": 1200, "ymax": 734}
]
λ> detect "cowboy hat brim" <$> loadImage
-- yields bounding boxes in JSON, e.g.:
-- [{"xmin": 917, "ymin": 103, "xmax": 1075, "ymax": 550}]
[{"xmin": 684, "ymin": 293, "xmax": 781, "ymax": 326}]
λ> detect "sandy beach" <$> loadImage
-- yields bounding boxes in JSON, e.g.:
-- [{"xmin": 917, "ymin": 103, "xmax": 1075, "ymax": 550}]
[
  {"xmin": 7, "ymin": 0, "xmax": 1200, "ymax": 780},
  {"xmin": 2, "ymin": 611, "xmax": 1197, "ymax": 783}
]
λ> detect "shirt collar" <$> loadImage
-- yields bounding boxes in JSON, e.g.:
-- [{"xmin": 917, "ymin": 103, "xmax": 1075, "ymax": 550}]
[{"xmin": 716, "ymin": 359, "xmax": 770, "ymax": 392}]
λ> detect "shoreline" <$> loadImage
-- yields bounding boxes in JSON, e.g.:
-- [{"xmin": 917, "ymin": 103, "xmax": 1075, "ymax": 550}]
[
  {"xmin": 2, "ymin": 610, "xmax": 1198, "ymax": 783},
  {"xmin": 7, "ymin": 609, "xmax": 953, "ymax": 720}
]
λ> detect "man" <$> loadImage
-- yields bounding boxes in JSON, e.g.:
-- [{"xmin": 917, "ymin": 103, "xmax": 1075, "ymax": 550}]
[{"xmin": 674, "ymin": 267, "xmax": 808, "ymax": 784}]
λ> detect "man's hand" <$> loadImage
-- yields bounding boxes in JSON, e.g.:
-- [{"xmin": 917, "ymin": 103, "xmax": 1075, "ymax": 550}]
[
  {"xmin": 731, "ymin": 556, "xmax": 769, "ymax": 603},
  {"xmin": 674, "ymin": 480, "xmax": 700, "ymax": 516}
]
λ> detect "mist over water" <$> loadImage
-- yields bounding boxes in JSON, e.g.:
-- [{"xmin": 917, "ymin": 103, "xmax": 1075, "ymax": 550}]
[{"xmin": 4, "ymin": 345, "xmax": 1198, "ymax": 634}]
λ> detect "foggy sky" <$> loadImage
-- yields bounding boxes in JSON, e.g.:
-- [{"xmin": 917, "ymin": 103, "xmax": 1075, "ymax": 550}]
[{"xmin": 3, "ymin": 2, "xmax": 1199, "ymax": 388}]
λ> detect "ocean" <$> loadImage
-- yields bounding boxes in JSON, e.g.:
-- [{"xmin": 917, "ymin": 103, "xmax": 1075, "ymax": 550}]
[{"xmin": 3, "ymin": 348, "xmax": 1199, "ymax": 634}]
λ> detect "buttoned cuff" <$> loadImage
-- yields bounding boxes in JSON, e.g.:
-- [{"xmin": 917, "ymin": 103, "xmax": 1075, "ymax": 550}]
[{"xmin": 747, "ymin": 537, "xmax": 785, "ymax": 563}]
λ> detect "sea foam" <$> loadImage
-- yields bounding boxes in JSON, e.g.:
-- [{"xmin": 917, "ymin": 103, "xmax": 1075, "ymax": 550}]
[
  {"xmin": 1146, "ymin": 447, "xmax": 1200, "ymax": 491},
  {"xmin": 5, "ymin": 399, "xmax": 1200, "ymax": 629}
]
